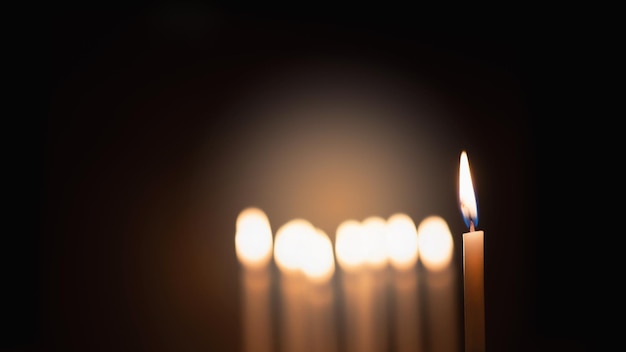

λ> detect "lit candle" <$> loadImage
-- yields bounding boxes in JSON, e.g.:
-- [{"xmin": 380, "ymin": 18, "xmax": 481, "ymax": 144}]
[
  {"xmin": 387, "ymin": 213, "xmax": 422, "ymax": 352},
  {"xmin": 234, "ymin": 207, "xmax": 275, "ymax": 352},
  {"xmin": 362, "ymin": 216, "xmax": 390, "ymax": 352},
  {"xmin": 303, "ymin": 228, "xmax": 337, "ymax": 352},
  {"xmin": 335, "ymin": 219, "xmax": 374, "ymax": 352},
  {"xmin": 386, "ymin": 213, "xmax": 420, "ymax": 271},
  {"xmin": 458, "ymin": 150, "xmax": 485, "ymax": 352},
  {"xmin": 274, "ymin": 219, "xmax": 314, "ymax": 352},
  {"xmin": 336, "ymin": 218, "xmax": 392, "ymax": 352},
  {"xmin": 418, "ymin": 215, "xmax": 460, "ymax": 352}
]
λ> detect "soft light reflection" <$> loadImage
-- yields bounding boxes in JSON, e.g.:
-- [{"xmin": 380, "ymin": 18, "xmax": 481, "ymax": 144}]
[
  {"xmin": 335, "ymin": 219, "xmax": 367, "ymax": 271},
  {"xmin": 459, "ymin": 150, "xmax": 478, "ymax": 228},
  {"xmin": 302, "ymin": 228, "xmax": 335, "ymax": 283},
  {"xmin": 417, "ymin": 216, "xmax": 454, "ymax": 272},
  {"xmin": 274, "ymin": 218, "xmax": 317, "ymax": 273},
  {"xmin": 386, "ymin": 213, "xmax": 419, "ymax": 271},
  {"xmin": 361, "ymin": 216, "xmax": 389, "ymax": 269},
  {"xmin": 235, "ymin": 207, "xmax": 274, "ymax": 269}
]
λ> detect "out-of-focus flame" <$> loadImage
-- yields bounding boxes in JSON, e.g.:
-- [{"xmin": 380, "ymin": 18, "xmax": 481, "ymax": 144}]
[
  {"xmin": 459, "ymin": 150, "xmax": 478, "ymax": 229},
  {"xmin": 362, "ymin": 216, "xmax": 389, "ymax": 269},
  {"xmin": 235, "ymin": 207, "xmax": 274, "ymax": 269},
  {"xmin": 335, "ymin": 219, "xmax": 366, "ymax": 272},
  {"xmin": 301, "ymin": 228, "xmax": 335, "ymax": 283},
  {"xmin": 386, "ymin": 213, "xmax": 419, "ymax": 271},
  {"xmin": 417, "ymin": 216, "xmax": 454, "ymax": 271},
  {"xmin": 274, "ymin": 219, "xmax": 316, "ymax": 273}
]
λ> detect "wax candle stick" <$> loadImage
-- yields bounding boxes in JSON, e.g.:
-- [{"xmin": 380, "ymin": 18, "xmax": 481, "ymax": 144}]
[
  {"xmin": 306, "ymin": 280, "xmax": 337, "ymax": 352},
  {"xmin": 234, "ymin": 207, "xmax": 275, "ymax": 352},
  {"xmin": 392, "ymin": 267, "xmax": 421, "ymax": 352},
  {"xmin": 335, "ymin": 219, "xmax": 374, "ymax": 352},
  {"xmin": 387, "ymin": 213, "xmax": 422, "ymax": 352},
  {"xmin": 418, "ymin": 215, "xmax": 460, "ymax": 352},
  {"xmin": 353, "ymin": 271, "xmax": 377, "ymax": 352},
  {"xmin": 339, "ymin": 270, "xmax": 360, "ymax": 352},
  {"xmin": 458, "ymin": 151, "xmax": 485, "ymax": 352},
  {"xmin": 303, "ymin": 228, "xmax": 337, "ymax": 352},
  {"xmin": 240, "ymin": 269, "xmax": 273, "ymax": 352},
  {"xmin": 362, "ymin": 216, "xmax": 390, "ymax": 352},
  {"xmin": 274, "ymin": 219, "xmax": 316, "ymax": 352},
  {"xmin": 279, "ymin": 272, "xmax": 308, "ymax": 352}
]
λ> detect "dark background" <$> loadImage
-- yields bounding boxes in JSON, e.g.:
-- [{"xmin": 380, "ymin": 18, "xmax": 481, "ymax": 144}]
[{"xmin": 10, "ymin": 2, "xmax": 603, "ymax": 352}]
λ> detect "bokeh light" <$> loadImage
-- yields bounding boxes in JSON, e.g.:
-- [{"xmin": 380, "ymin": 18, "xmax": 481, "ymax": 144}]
[
  {"xmin": 386, "ymin": 213, "xmax": 419, "ymax": 271},
  {"xmin": 235, "ymin": 207, "xmax": 274, "ymax": 269},
  {"xmin": 417, "ymin": 215, "xmax": 454, "ymax": 271}
]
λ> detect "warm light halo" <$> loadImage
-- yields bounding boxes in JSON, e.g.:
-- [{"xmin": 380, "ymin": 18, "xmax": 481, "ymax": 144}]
[
  {"xmin": 235, "ymin": 207, "xmax": 273, "ymax": 269},
  {"xmin": 459, "ymin": 150, "xmax": 478, "ymax": 228},
  {"xmin": 386, "ymin": 213, "xmax": 419, "ymax": 271},
  {"xmin": 273, "ymin": 218, "xmax": 316, "ymax": 273},
  {"xmin": 301, "ymin": 228, "xmax": 336, "ymax": 283},
  {"xmin": 417, "ymin": 215, "xmax": 454, "ymax": 271},
  {"xmin": 361, "ymin": 216, "xmax": 389, "ymax": 269},
  {"xmin": 335, "ymin": 219, "xmax": 366, "ymax": 272}
]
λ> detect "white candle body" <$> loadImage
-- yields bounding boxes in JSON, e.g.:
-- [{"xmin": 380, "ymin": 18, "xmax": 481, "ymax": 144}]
[
  {"xmin": 425, "ymin": 264, "xmax": 460, "ymax": 352},
  {"xmin": 463, "ymin": 230, "xmax": 485, "ymax": 352},
  {"xmin": 307, "ymin": 282, "xmax": 337, "ymax": 352},
  {"xmin": 342, "ymin": 271, "xmax": 376, "ymax": 352},
  {"xmin": 241, "ymin": 269, "xmax": 273, "ymax": 352},
  {"xmin": 280, "ymin": 273, "xmax": 308, "ymax": 352},
  {"xmin": 393, "ymin": 268, "xmax": 421, "ymax": 352}
]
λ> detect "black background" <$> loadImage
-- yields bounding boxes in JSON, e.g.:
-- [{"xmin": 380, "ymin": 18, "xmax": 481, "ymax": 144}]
[{"xmin": 10, "ymin": 2, "xmax": 604, "ymax": 351}]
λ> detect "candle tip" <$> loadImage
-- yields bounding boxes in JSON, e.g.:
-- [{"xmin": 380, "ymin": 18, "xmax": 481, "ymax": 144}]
[{"xmin": 458, "ymin": 151, "xmax": 479, "ymax": 229}]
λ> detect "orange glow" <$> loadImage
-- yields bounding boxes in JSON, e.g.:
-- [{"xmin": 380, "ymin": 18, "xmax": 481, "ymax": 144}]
[
  {"xmin": 417, "ymin": 216, "xmax": 454, "ymax": 271},
  {"xmin": 273, "ymin": 219, "xmax": 316, "ymax": 273},
  {"xmin": 235, "ymin": 207, "xmax": 274, "ymax": 269},
  {"xmin": 459, "ymin": 151, "xmax": 478, "ymax": 228},
  {"xmin": 386, "ymin": 213, "xmax": 419, "ymax": 271},
  {"xmin": 301, "ymin": 228, "xmax": 336, "ymax": 283},
  {"xmin": 335, "ymin": 219, "xmax": 366, "ymax": 271}
]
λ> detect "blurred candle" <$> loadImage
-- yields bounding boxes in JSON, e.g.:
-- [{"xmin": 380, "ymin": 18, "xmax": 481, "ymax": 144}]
[
  {"xmin": 387, "ymin": 213, "xmax": 422, "ymax": 352},
  {"xmin": 458, "ymin": 151, "xmax": 485, "ymax": 352},
  {"xmin": 274, "ymin": 219, "xmax": 314, "ymax": 352},
  {"xmin": 335, "ymin": 220, "xmax": 375, "ymax": 352},
  {"xmin": 303, "ymin": 228, "xmax": 337, "ymax": 352},
  {"xmin": 362, "ymin": 217, "xmax": 390, "ymax": 352},
  {"xmin": 362, "ymin": 216, "xmax": 389, "ymax": 270},
  {"xmin": 387, "ymin": 213, "xmax": 419, "ymax": 271},
  {"xmin": 335, "ymin": 220, "xmax": 368, "ymax": 273},
  {"xmin": 234, "ymin": 207, "xmax": 274, "ymax": 352},
  {"xmin": 418, "ymin": 215, "xmax": 460, "ymax": 352}
]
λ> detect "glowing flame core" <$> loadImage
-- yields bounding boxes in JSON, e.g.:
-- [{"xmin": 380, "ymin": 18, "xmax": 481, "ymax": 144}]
[
  {"xmin": 417, "ymin": 216, "xmax": 454, "ymax": 271},
  {"xmin": 459, "ymin": 151, "xmax": 478, "ymax": 229},
  {"xmin": 235, "ymin": 207, "xmax": 274, "ymax": 269}
]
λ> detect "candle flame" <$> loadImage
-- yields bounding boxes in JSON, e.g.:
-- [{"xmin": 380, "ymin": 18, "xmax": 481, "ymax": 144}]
[
  {"xmin": 273, "ymin": 219, "xmax": 335, "ymax": 282},
  {"xmin": 458, "ymin": 151, "xmax": 478, "ymax": 229},
  {"xmin": 417, "ymin": 216, "xmax": 454, "ymax": 271},
  {"xmin": 301, "ymin": 228, "xmax": 335, "ymax": 283},
  {"xmin": 335, "ymin": 216, "xmax": 392, "ymax": 271},
  {"xmin": 273, "ymin": 218, "xmax": 316, "ymax": 273},
  {"xmin": 386, "ymin": 213, "xmax": 419, "ymax": 271},
  {"xmin": 235, "ymin": 207, "xmax": 274, "ymax": 269},
  {"xmin": 335, "ymin": 219, "xmax": 366, "ymax": 272},
  {"xmin": 362, "ymin": 216, "xmax": 389, "ymax": 269}
]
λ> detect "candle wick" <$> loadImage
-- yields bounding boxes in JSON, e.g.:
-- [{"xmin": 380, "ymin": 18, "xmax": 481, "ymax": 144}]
[{"xmin": 469, "ymin": 221, "xmax": 475, "ymax": 232}]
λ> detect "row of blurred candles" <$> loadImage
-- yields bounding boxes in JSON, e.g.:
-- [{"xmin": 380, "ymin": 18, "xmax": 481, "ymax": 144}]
[{"xmin": 235, "ymin": 207, "xmax": 460, "ymax": 352}]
